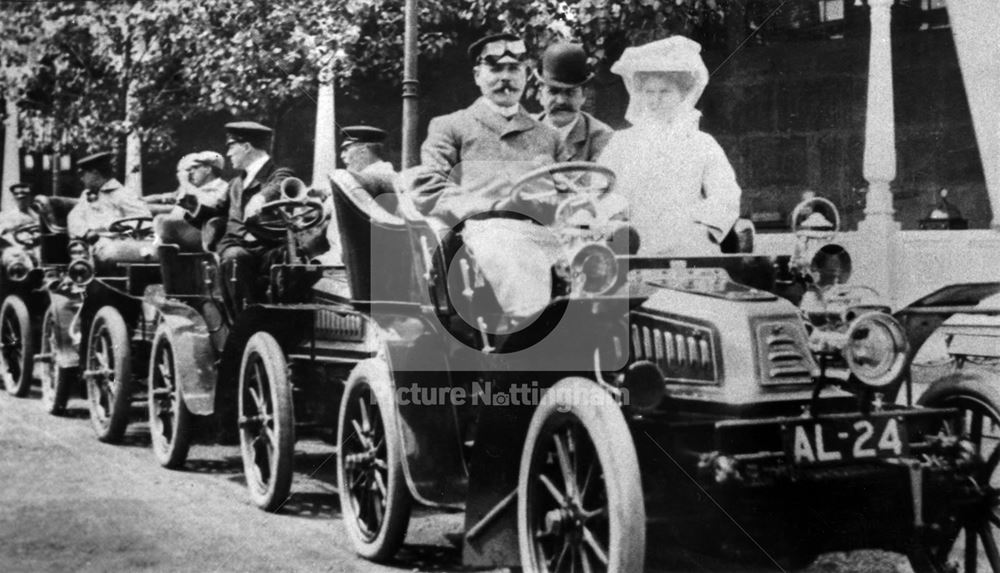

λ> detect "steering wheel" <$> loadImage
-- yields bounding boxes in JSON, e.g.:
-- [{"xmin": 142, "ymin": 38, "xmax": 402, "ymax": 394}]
[
  {"xmin": 108, "ymin": 216, "xmax": 154, "ymax": 239},
  {"xmin": 12, "ymin": 223, "xmax": 41, "ymax": 247},
  {"xmin": 509, "ymin": 162, "xmax": 616, "ymax": 205},
  {"xmin": 253, "ymin": 199, "xmax": 325, "ymax": 233}
]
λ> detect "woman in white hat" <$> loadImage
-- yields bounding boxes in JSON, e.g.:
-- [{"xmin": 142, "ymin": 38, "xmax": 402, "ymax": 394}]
[{"xmin": 600, "ymin": 36, "xmax": 741, "ymax": 255}]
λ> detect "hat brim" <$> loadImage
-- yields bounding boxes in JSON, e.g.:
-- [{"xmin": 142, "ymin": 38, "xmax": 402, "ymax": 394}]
[{"xmin": 535, "ymin": 70, "xmax": 593, "ymax": 89}]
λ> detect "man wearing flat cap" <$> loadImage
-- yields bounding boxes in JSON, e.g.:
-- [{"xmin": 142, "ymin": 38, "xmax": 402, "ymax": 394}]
[
  {"xmin": 67, "ymin": 151, "xmax": 151, "ymax": 239},
  {"xmin": 535, "ymin": 42, "xmax": 613, "ymax": 162},
  {"xmin": 0, "ymin": 183, "xmax": 39, "ymax": 245},
  {"xmin": 216, "ymin": 121, "xmax": 295, "ymax": 308},
  {"xmin": 409, "ymin": 32, "xmax": 566, "ymax": 323}
]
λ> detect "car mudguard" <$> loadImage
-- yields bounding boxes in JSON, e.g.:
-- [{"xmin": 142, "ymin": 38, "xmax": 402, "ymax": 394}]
[
  {"xmin": 372, "ymin": 308, "xmax": 469, "ymax": 510},
  {"xmin": 894, "ymin": 281, "xmax": 1000, "ymax": 353},
  {"xmin": 47, "ymin": 292, "xmax": 83, "ymax": 369},
  {"xmin": 155, "ymin": 301, "xmax": 218, "ymax": 416}
]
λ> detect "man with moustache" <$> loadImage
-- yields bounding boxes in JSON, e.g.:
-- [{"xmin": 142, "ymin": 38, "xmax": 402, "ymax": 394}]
[
  {"xmin": 411, "ymin": 32, "xmax": 566, "ymax": 325},
  {"xmin": 535, "ymin": 42, "xmax": 613, "ymax": 162}
]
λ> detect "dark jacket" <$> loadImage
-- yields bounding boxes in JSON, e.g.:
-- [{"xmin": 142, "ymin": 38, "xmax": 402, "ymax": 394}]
[
  {"xmin": 536, "ymin": 111, "xmax": 614, "ymax": 162},
  {"xmin": 216, "ymin": 159, "xmax": 295, "ymax": 253}
]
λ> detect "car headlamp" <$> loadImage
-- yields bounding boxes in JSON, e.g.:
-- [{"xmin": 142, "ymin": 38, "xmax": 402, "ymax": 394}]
[
  {"xmin": 570, "ymin": 242, "xmax": 619, "ymax": 296},
  {"xmin": 67, "ymin": 259, "xmax": 95, "ymax": 286},
  {"xmin": 5, "ymin": 260, "xmax": 30, "ymax": 282},
  {"xmin": 843, "ymin": 312, "xmax": 909, "ymax": 388}
]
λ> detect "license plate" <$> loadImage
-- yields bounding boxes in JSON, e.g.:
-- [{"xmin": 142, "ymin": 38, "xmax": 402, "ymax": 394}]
[{"xmin": 784, "ymin": 416, "xmax": 908, "ymax": 465}]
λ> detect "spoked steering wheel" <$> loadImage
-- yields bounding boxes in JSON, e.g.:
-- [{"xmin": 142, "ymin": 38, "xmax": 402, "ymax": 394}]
[
  {"xmin": 12, "ymin": 223, "xmax": 41, "ymax": 247},
  {"xmin": 108, "ymin": 216, "xmax": 154, "ymax": 239},
  {"xmin": 252, "ymin": 199, "xmax": 325, "ymax": 234},
  {"xmin": 508, "ymin": 162, "xmax": 617, "ymax": 226}
]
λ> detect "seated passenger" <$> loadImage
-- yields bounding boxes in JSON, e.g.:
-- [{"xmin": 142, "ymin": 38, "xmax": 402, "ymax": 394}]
[
  {"xmin": 0, "ymin": 182, "xmax": 40, "ymax": 246},
  {"xmin": 313, "ymin": 125, "xmax": 398, "ymax": 266},
  {"xmin": 408, "ymin": 33, "xmax": 566, "ymax": 325},
  {"xmin": 599, "ymin": 37, "xmax": 741, "ymax": 255},
  {"xmin": 0, "ymin": 182, "xmax": 41, "ymax": 269},
  {"xmin": 150, "ymin": 151, "xmax": 229, "ymax": 250},
  {"xmin": 67, "ymin": 151, "xmax": 151, "ymax": 241},
  {"xmin": 216, "ymin": 121, "xmax": 295, "ymax": 308}
]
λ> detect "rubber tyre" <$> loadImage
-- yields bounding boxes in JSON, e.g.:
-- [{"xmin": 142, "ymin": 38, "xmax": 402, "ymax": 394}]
[
  {"xmin": 912, "ymin": 371, "xmax": 1000, "ymax": 573},
  {"xmin": 0, "ymin": 295, "xmax": 34, "ymax": 397},
  {"xmin": 337, "ymin": 359, "xmax": 411, "ymax": 562},
  {"xmin": 148, "ymin": 329, "xmax": 194, "ymax": 469},
  {"xmin": 85, "ymin": 306, "xmax": 134, "ymax": 443},
  {"xmin": 38, "ymin": 306, "xmax": 71, "ymax": 415},
  {"xmin": 518, "ymin": 377, "xmax": 646, "ymax": 573},
  {"xmin": 238, "ymin": 331, "xmax": 295, "ymax": 512}
]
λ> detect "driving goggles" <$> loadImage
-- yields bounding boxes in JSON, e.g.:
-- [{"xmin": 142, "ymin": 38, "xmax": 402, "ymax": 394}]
[{"xmin": 478, "ymin": 39, "xmax": 527, "ymax": 64}]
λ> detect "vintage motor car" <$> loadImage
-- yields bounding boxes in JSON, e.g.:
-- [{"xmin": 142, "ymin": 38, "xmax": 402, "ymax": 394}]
[
  {"xmin": 142, "ymin": 178, "xmax": 346, "ymax": 512},
  {"xmin": 40, "ymin": 211, "xmax": 167, "ymax": 442},
  {"xmin": 0, "ymin": 218, "xmax": 49, "ymax": 398},
  {"xmin": 317, "ymin": 162, "xmax": 999, "ymax": 573}
]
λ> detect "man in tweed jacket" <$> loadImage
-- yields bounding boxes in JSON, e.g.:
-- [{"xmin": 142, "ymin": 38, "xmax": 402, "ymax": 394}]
[{"xmin": 412, "ymin": 33, "xmax": 566, "ymax": 322}]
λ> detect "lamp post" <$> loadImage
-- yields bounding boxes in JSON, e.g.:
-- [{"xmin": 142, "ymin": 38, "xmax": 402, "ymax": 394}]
[{"xmin": 401, "ymin": 0, "xmax": 419, "ymax": 169}]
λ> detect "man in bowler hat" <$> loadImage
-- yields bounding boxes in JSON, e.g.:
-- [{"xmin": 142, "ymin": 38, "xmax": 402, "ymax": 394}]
[
  {"xmin": 216, "ymin": 121, "xmax": 295, "ymax": 308},
  {"xmin": 535, "ymin": 42, "xmax": 613, "ymax": 162}
]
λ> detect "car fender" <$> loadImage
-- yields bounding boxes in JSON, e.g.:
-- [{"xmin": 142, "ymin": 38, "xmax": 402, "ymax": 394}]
[
  {"xmin": 372, "ymin": 310, "xmax": 469, "ymax": 510},
  {"xmin": 156, "ymin": 302, "xmax": 218, "ymax": 416}
]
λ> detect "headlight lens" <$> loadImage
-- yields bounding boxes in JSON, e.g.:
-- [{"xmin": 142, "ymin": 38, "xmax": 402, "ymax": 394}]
[
  {"xmin": 67, "ymin": 259, "xmax": 94, "ymax": 286},
  {"xmin": 5, "ymin": 261, "xmax": 29, "ymax": 282},
  {"xmin": 844, "ymin": 312, "xmax": 909, "ymax": 388},
  {"xmin": 570, "ymin": 243, "xmax": 619, "ymax": 295}
]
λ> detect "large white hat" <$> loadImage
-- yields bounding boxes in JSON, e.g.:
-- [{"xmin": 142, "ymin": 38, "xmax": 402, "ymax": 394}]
[{"xmin": 611, "ymin": 36, "xmax": 710, "ymax": 123}]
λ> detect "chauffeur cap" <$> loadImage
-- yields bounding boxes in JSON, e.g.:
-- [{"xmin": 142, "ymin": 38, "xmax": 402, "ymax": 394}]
[
  {"xmin": 224, "ymin": 121, "xmax": 273, "ymax": 148},
  {"xmin": 340, "ymin": 125, "xmax": 387, "ymax": 149},
  {"xmin": 468, "ymin": 32, "xmax": 526, "ymax": 65},
  {"xmin": 76, "ymin": 151, "xmax": 115, "ymax": 172}
]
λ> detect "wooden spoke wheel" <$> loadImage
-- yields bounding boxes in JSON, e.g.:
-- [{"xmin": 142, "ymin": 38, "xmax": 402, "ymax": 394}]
[
  {"xmin": 38, "ymin": 306, "xmax": 72, "ymax": 415},
  {"xmin": 518, "ymin": 377, "xmax": 645, "ymax": 573},
  {"xmin": 148, "ymin": 329, "xmax": 194, "ymax": 469},
  {"xmin": 85, "ymin": 306, "xmax": 134, "ymax": 443},
  {"xmin": 0, "ymin": 295, "xmax": 34, "ymax": 397},
  {"xmin": 914, "ymin": 372, "xmax": 1000, "ymax": 573},
  {"xmin": 337, "ymin": 359, "xmax": 411, "ymax": 562},
  {"xmin": 238, "ymin": 332, "xmax": 294, "ymax": 512}
]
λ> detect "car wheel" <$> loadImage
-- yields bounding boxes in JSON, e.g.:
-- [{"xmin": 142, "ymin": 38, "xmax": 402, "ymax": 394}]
[
  {"xmin": 238, "ymin": 331, "xmax": 294, "ymax": 512},
  {"xmin": 518, "ymin": 377, "xmax": 645, "ymax": 573},
  {"xmin": 913, "ymin": 372, "xmax": 1000, "ymax": 573},
  {"xmin": 337, "ymin": 359, "xmax": 411, "ymax": 561},
  {"xmin": 85, "ymin": 306, "xmax": 134, "ymax": 443},
  {"xmin": 148, "ymin": 329, "xmax": 194, "ymax": 469},
  {"xmin": 38, "ymin": 306, "xmax": 72, "ymax": 415},
  {"xmin": 0, "ymin": 295, "xmax": 34, "ymax": 397}
]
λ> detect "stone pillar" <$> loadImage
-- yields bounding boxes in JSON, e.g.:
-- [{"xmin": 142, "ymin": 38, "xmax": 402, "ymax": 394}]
[
  {"xmin": 311, "ymin": 64, "xmax": 336, "ymax": 192},
  {"xmin": 123, "ymin": 78, "xmax": 143, "ymax": 196},
  {"xmin": 1, "ymin": 96, "xmax": 19, "ymax": 211},
  {"xmin": 855, "ymin": 0, "xmax": 899, "ymax": 302},
  {"xmin": 946, "ymin": 0, "xmax": 1000, "ymax": 230}
]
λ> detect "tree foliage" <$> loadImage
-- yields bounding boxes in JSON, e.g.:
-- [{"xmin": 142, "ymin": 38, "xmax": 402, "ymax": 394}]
[{"xmin": 0, "ymin": 0, "xmax": 729, "ymax": 155}]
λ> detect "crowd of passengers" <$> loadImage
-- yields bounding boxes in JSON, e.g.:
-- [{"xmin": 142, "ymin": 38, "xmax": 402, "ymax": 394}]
[{"xmin": 0, "ymin": 34, "xmax": 743, "ymax": 316}]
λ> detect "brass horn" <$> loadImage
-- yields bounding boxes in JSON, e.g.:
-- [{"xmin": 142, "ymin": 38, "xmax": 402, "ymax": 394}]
[{"xmin": 280, "ymin": 177, "xmax": 309, "ymax": 200}]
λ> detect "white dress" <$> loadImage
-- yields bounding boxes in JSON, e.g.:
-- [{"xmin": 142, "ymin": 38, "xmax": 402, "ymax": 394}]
[{"xmin": 599, "ymin": 111, "xmax": 741, "ymax": 256}]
